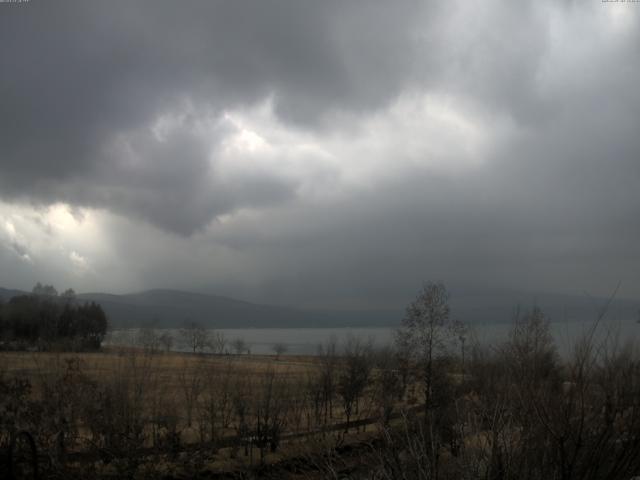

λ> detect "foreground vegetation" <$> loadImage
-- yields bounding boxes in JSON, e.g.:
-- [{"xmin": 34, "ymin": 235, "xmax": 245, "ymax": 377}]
[{"xmin": 2, "ymin": 282, "xmax": 640, "ymax": 479}]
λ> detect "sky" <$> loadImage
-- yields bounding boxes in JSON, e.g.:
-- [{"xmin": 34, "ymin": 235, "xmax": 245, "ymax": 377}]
[{"xmin": 0, "ymin": 0, "xmax": 639, "ymax": 309}]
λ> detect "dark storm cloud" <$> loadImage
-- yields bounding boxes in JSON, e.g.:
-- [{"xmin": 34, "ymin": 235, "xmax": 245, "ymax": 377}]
[
  {"xmin": 1, "ymin": 0, "xmax": 640, "ymax": 304},
  {"xmin": 202, "ymin": 143, "xmax": 640, "ymax": 308},
  {"xmin": 0, "ymin": 0, "xmax": 428, "ymax": 233}
]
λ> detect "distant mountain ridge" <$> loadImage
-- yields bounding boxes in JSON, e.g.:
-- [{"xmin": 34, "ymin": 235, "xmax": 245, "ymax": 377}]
[
  {"xmin": 1, "ymin": 286, "xmax": 639, "ymax": 328},
  {"xmin": 0, "ymin": 287, "xmax": 25, "ymax": 301},
  {"xmin": 77, "ymin": 289, "xmax": 333, "ymax": 328},
  {"xmin": 0, "ymin": 287, "xmax": 399, "ymax": 328}
]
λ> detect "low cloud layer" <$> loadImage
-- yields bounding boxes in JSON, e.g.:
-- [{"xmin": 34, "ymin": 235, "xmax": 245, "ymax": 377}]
[{"xmin": 1, "ymin": 1, "xmax": 639, "ymax": 306}]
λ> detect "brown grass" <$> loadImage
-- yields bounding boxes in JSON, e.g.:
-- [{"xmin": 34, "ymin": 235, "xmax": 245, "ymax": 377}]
[
  {"xmin": 0, "ymin": 349, "xmax": 318, "ymax": 376},
  {"xmin": 0, "ymin": 349, "xmax": 407, "ymax": 478}
]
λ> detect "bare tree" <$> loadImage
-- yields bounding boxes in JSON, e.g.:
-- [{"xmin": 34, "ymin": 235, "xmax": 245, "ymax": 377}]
[
  {"xmin": 396, "ymin": 282, "xmax": 458, "ymax": 413},
  {"xmin": 395, "ymin": 282, "xmax": 459, "ymax": 477},
  {"xmin": 272, "ymin": 342, "xmax": 288, "ymax": 360},
  {"xmin": 337, "ymin": 336, "xmax": 372, "ymax": 432},
  {"xmin": 252, "ymin": 368, "xmax": 290, "ymax": 462},
  {"xmin": 372, "ymin": 346, "xmax": 402, "ymax": 425},
  {"xmin": 136, "ymin": 325, "xmax": 160, "ymax": 354},
  {"xmin": 158, "ymin": 331, "xmax": 174, "ymax": 352},
  {"xmin": 209, "ymin": 330, "xmax": 226, "ymax": 354},
  {"xmin": 198, "ymin": 359, "xmax": 235, "ymax": 447},
  {"xmin": 231, "ymin": 374, "xmax": 253, "ymax": 459},
  {"xmin": 81, "ymin": 351, "xmax": 156, "ymax": 476},
  {"xmin": 180, "ymin": 321, "xmax": 209, "ymax": 354},
  {"xmin": 178, "ymin": 358, "xmax": 204, "ymax": 428},
  {"xmin": 232, "ymin": 337, "xmax": 247, "ymax": 355},
  {"xmin": 317, "ymin": 337, "xmax": 339, "ymax": 425}
]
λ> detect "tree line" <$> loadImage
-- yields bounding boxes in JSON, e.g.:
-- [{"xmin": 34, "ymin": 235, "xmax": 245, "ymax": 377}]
[{"xmin": 0, "ymin": 283, "xmax": 108, "ymax": 351}]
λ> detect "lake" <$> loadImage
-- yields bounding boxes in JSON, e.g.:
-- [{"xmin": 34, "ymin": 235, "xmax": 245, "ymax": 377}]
[{"xmin": 105, "ymin": 316, "xmax": 640, "ymax": 357}]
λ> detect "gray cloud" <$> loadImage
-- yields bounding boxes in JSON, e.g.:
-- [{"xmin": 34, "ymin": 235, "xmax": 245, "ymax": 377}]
[
  {"xmin": 0, "ymin": 0, "xmax": 428, "ymax": 233},
  {"xmin": 1, "ymin": 1, "xmax": 640, "ymax": 305}
]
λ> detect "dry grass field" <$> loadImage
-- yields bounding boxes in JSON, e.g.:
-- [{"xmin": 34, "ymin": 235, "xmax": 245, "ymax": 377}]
[
  {"xmin": 0, "ymin": 348, "xmax": 333, "ymax": 434},
  {"xmin": 0, "ymin": 347, "xmax": 399, "ymax": 478},
  {"xmin": 0, "ymin": 348, "xmax": 319, "ymax": 387}
]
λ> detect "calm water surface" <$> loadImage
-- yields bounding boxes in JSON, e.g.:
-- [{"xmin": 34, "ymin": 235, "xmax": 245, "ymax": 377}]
[{"xmin": 105, "ymin": 317, "xmax": 640, "ymax": 356}]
